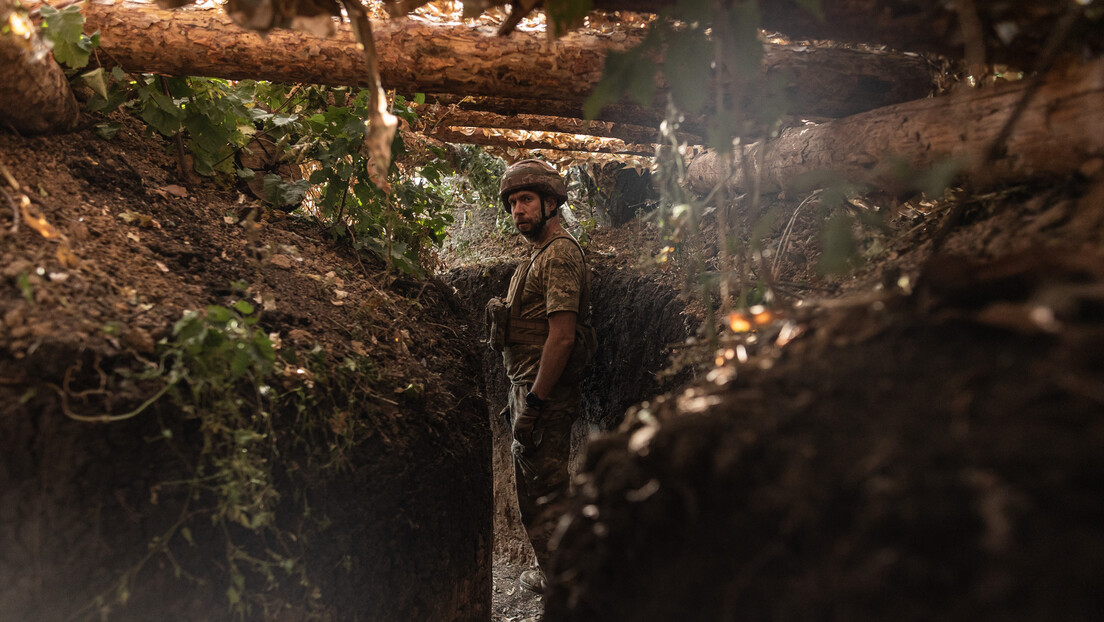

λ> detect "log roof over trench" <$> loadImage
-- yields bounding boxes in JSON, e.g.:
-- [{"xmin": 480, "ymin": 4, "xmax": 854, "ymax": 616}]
[
  {"xmin": 11, "ymin": 0, "xmax": 1102, "ymax": 179},
  {"xmin": 46, "ymin": 0, "xmax": 947, "ymax": 161}
]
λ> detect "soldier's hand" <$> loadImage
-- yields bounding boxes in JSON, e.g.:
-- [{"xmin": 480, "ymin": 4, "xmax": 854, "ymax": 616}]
[{"xmin": 512, "ymin": 404, "xmax": 542, "ymax": 449}]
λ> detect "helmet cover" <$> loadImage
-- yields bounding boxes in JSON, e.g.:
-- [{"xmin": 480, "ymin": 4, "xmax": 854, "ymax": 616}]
[{"xmin": 499, "ymin": 159, "xmax": 568, "ymax": 213}]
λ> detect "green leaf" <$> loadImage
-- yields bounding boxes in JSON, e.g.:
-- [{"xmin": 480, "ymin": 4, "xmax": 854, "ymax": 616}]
[
  {"xmin": 140, "ymin": 89, "xmax": 183, "ymax": 136},
  {"xmin": 233, "ymin": 300, "xmax": 255, "ymax": 315},
  {"xmin": 332, "ymin": 86, "xmax": 348, "ymax": 107},
  {"xmin": 263, "ymin": 175, "xmax": 310, "ymax": 209},
  {"xmin": 206, "ymin": 306, "xmax": 232, "ymax": 324},
  {"xmin": 40, "ymin": 5, "xmax": 97, "ymax": 69},
  {"xmin": 414, "ymin": 92, "xmax": 426, "ymax": 105},
  {"xmin": 230, "ymin": 348, "xmax": 251, "ymax": 378},
  {"xmin": 17, "ymin": 272, "xmax": 34, "ymax": 305}
]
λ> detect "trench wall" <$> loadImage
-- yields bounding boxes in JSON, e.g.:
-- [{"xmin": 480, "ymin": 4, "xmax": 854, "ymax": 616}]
[{"xmin": 0, "ymin": 302, "xmax": 492, "ymax": 621}]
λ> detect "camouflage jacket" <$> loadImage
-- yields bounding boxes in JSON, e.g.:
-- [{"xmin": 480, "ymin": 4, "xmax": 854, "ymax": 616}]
[{"xmin": 503, "ymin": 233, "xmax": 590, "ymax": 385}]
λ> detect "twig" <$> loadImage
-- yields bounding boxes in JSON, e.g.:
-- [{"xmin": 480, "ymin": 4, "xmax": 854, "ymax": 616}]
[
  {"xmin": 159, "ymin": 76, "xmax": 189, "ymax": 180},
  {"xmin": 342, "ymin": 224, "xmax": 373, "ymax": 278},
  {"xmin": 1, "ymin": 158, "xmax": 25, "ymax": 233},
  {"xmin": 772, "ymin": 189, "xmax": 821, "ymax": 279},
  {"xmin": 325, "ymin": 315, "xmax": 355, "ymax": 336},
  {"xmin": 421, "ymin": 320, "xmax": 460, "ymax": 339},
  {"xmin": 64, "ymin": 501, "xmax": 197, "ymax": 622},
  {"xmin": 51, "ymin": 378, "xmax": 176, "ymax": 423},
  {"xmin": 0, "ymin": 157, "xmax": 22, "ymax": 192}
]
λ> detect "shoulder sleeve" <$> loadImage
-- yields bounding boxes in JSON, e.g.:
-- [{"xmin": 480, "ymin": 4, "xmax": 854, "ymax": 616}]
[{"xmin": 539, "ymin": 239, "xmax": 584, "ymax": 316}]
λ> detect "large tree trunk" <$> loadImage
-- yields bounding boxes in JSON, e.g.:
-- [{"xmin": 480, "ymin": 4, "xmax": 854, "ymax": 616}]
[
  {"xmin": 0, "ymin": 0, "xmax": 79, "ymax": 135},
  {"xmin": 686, "ymin": 58, "xmax": 1104, "ymax": 197},
  {"xmin": 78, "ymin": 1, "xmax": 933, "ymax": 121}
]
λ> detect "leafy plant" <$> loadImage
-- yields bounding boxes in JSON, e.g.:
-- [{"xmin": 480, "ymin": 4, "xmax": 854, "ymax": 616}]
[
  {"xmin": 80, "ymin": 63, "xmax": 455, "ymax": 274},
  {"xmin": 165, "ymin": 301, "xmax": 279, "ymax": 530},
  {"xmin": 38, "ymin": 4, "xmax": 99, "ymax": 69}
]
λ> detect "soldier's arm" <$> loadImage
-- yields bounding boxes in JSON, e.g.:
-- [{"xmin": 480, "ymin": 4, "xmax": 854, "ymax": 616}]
[{"xmin": 530, "ymin": 310, "xmax": 576, "ymax": 399}]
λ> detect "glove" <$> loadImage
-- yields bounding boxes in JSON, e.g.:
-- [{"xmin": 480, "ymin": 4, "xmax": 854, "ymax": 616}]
[{"xmin": 512, "ymin": 403, "xmax": 542, "ymax": 450}]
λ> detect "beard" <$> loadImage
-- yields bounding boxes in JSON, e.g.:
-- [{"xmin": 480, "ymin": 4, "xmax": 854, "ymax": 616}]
[{"xmin": 518, "ymin": 217, "xmax": 546, "ymax": 240}]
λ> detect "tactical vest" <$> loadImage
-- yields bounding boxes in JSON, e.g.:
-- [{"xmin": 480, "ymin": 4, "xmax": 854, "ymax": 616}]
[{"xmin": 485, "ymin": 235, "xmax": 597, "ymax": 382}]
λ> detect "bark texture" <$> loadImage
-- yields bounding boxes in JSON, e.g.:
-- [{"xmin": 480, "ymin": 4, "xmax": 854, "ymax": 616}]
[
  {"xmin": 428, "ymin": 126, "xmax": 655, "ymax": 155},
  {"xmin": 419, "ymin": 106, "xmax": 674, "ymax": 144},
  {"xmin": 423, "ymin": 94, "xmax": 697, "ymax": 136},
  {"xmin": 79, "ymin": 1, "xmax": 933, "ymax": 120},
  {"xmin": 0, "ymin": 0, "xmax": 79, "ymax": 135},
  {"xmin": 687, "ymin": 58, "xmax": 1104, "ymax": 197}
]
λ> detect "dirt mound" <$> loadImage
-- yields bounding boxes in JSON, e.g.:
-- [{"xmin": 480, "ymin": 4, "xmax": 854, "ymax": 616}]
[
  {"xmin": 1, "ymin": 114, "xmax": 490, "ymax": 621},
  {"xmin": 543, "ymin": 187, "xmax": 1104, "ymax": 620}
]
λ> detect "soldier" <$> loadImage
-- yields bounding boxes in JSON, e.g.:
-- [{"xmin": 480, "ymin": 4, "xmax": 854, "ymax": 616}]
[{"xmin": 492, "ymin": 159, "xmax": 594, "ymax": 595}]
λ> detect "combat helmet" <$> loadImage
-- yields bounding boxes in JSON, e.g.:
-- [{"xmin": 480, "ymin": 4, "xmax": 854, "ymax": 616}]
[{"xmin": 499, "ymin": 159, "xmax": 568, "ymax": 214}]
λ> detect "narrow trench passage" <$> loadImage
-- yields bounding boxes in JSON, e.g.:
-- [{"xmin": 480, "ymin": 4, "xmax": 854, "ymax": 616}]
[{"xmin": 444, "ymin": 259, "xmax": 697, "ymax": 620}]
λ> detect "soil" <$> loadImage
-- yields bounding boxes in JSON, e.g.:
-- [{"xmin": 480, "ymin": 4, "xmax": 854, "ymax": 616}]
[
  {"xmin": 0, "ymin": 109, "xmax": 692, "ymax": 622},
  {"xmin": 0, "ymin": 112, "xmax": 492, "ymax": 621},
  {"xmin": 542, "ymin": 179, "xmax": 1104, "ymax": 620},
  {"xmin": 4, "ymin": 98, "xmax": 1104, "ymax": 622}
]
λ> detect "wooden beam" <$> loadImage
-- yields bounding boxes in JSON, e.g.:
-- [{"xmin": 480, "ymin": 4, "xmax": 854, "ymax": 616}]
[
  {"xmin": 416, "ymin": 105, "xmax": 685, "ymax": 144},
  {"xmin": 78, "ymin": 1, "xmax": 934, "ymax": 121},
  {"xmin": 427, "ymin": 126, "xmax": 656, "ymax": 155},
  {"xmin": 686, "ymin": 58, "xmax": 1104, "ymax": 197},
  {"xmin": 421, "ymin": 94, "xmax": 694, "ymax": 135}
]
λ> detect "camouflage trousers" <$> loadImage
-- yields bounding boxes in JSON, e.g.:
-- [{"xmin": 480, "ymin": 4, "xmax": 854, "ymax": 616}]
[{"xmin": 508, "ymin": 382, "xmax": 580, "ymax": 574}]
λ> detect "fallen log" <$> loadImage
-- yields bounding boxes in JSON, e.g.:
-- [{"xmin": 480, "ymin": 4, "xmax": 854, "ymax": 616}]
[
  {"xmin": 422, "ymin": 94, "xmax": 697, "ymax": 136},
  {"xmin": 686, "ymin": 58, "xmax": 1104, "ymax": 197},
  {"xmin": 0, "ymin": 0, "xmax": 79, "ymax": 135},
  {"xmin": 77, "ymin": 1, "xmax": 933, "ymax": 120},
  {"xmin": 428, "ymin": 126, "xmax": 655, "ymax": 156},
  {"xmin": 417, "ymin": 106, "xmax": 676, "ymax": 144}
]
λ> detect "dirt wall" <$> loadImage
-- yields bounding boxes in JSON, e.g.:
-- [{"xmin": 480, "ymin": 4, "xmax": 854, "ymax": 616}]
[
  {"xmin": 0, "ymin": 117, "xmax": 493, "ymax": 621},
  {"xmin": 544, "ymin": 291, "xmax": 1104, "ymax": 621},
  {"xmin": 0, "ymin": 300, "xmax": 492, "ymax": 622}
]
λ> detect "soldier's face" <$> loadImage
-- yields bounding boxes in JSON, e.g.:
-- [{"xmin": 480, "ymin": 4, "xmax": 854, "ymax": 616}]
[{"xmin": 509, "ymin": 190, "xmax": 546, "ymax": 239}]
